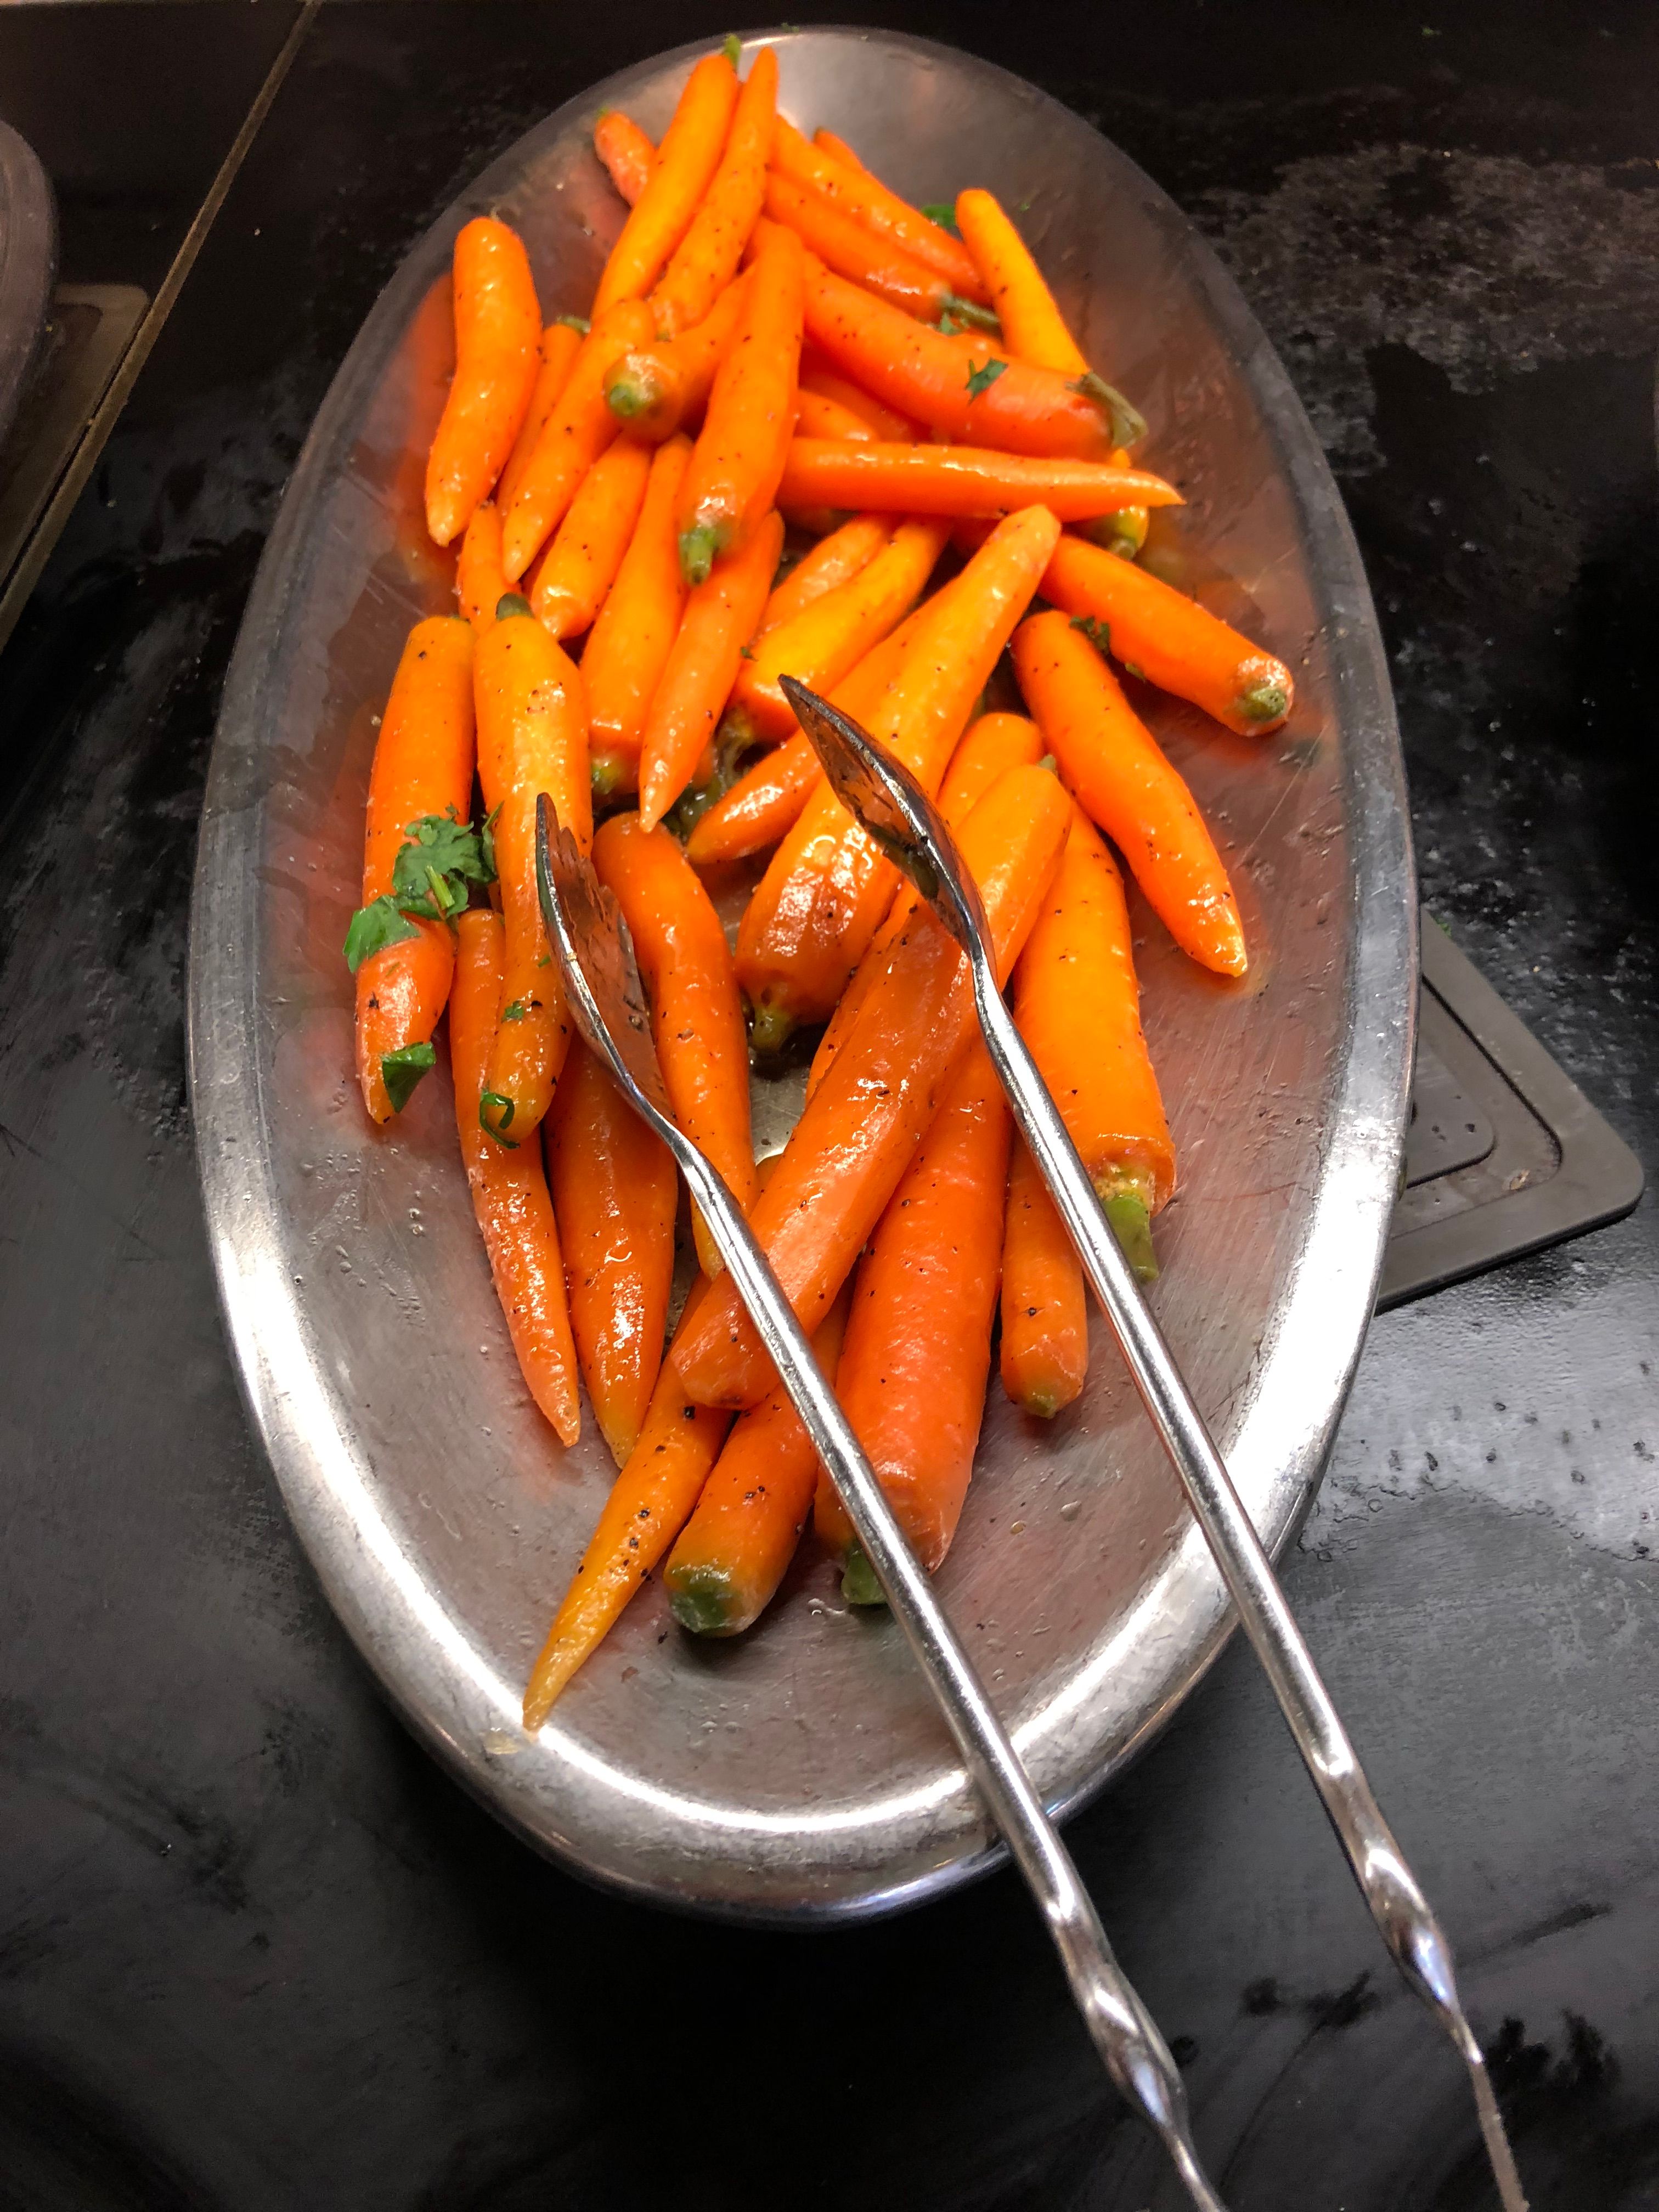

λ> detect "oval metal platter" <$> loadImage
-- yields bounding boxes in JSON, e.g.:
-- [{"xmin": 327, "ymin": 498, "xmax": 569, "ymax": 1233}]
[
  {"xmin": 0, "ymin": 120, "xmax": 56, "ymax": 450},
  {"xmin": 189, "ymin": 30, "xmax": 1415, "ymax": 1921}
]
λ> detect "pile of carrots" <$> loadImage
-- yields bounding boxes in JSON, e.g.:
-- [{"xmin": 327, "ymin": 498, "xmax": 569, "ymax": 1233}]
[{"xmin": 345, "ymin": 38, "xmax": 1296, "ymax": 1731}]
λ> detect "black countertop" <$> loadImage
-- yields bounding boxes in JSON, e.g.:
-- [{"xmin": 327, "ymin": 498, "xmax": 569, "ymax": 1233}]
[{"xmin": 1, "ymin": 6, "xmax": 1654, "ymax": 2207}]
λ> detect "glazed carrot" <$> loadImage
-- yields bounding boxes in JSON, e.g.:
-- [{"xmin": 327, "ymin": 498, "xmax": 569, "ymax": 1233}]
[
  {"xmin": 736, "ymin": 504, "xmax": 1059, "ymax": 1050},
  {"xmin": 797, "ymin": 365, "xmax": 913, "ymax": 443},
  {"xmin": 1036, "ymin": 529, "xmax": 1295, "ymax": 736},
  {"xmin": 500, "ymin": 299, "xmax": 655, "ymax": 580},
  {"xmin": 603, "ymin": 273, "xmax": 749, "ymax": 442},
  {"xmin": 999, "ymin": 1141, "xmax": 1088, "ymax": 1419},
  {"xmin": 451, "ymin": 911, "xmax": 581, "ymax": 1444},
  {"xmin": 594, "ymin": 109, "xmax": 656, "ymax": 207},
  {"xmin": 523, "ymin": 1282, "xmax": 730, "ymax": 1725},
  {"xmin": 814, "ymin": 1040, "xmax": 1010, "ymax": 1584},
  {"xmin": 755, "ymin": 511, "xmax": 890, "ymax": 633},
  {"xmin": 794, "ymin": 387, "xmax": 879, "ymax": 444},
  {"xmin": 592, "ymin": 49, "xmax": 739, "ymax": 318},
  {"xmin": 639, "ymin": 506, "xmax": 783, "ymax": 831},
  {"xmin": 811, "ymin": 128, "xmax": 867, "ymax": 173},
  {"xmin": 763, "ymin": 172, "xmax": 994, "ymax": 327},
  {"xmin": 425, "ymin": 217, "xmax": 542, "ymax": 546},
  {"xmin": 769, "ymin": 119, "xmax": 989, "ymax": 303},
  {"xmin": 529, "ymin": 435, "xmax": 652, "ymax": 639},
  {"xmin": 675, "ymin": 763, "xmax": 1071, "ymax": 1409},
  {"xmin": 676, "ymin": 222, "xmax": 803, "ymax": 584},
  {"xmin": 1013, "ymin": 610, "xmax": 1246, "ymax": 975},
  {"xmin": 731, "ymin": 515, "xmax": 948, "ymax": 740},
  {"xmin": 456, "ymin": 501, "xmax": 508, "ymax": 630},
  {"xmin": 779, "ymin": 439, "xmax": 1178, "ymax": 524},
  {"xmin": 545, "ymin": 1040, "xmax": 678, "ymax": 1466},
  {"xmin": 475, "ymin": 599, "xmax": 591, "ymax": 1142},
  {"xmin": 664, "ymin": 1286, "xmax": 851, "ymax": 1634},
  {"xmin": 650, "ymin": 46, "xmax": 776, "ymax": 338},
  {"xmin": 954, "ymin": 188, "xmax": 1087, "ymax": 377},
  {"xmin": 498, "ymin": 320, "xmax": 584, "ymax": 518},
  {"xmin": 351, "ymin": 616, "xmax": 476, "ymax": 1122},
  {"xmin": 592, "ymin": 812, "xmax": 758, "ymax": 1276},
  {"xmin": 583, "ymin": 435, "xmax": 692, "ymax": 799}
]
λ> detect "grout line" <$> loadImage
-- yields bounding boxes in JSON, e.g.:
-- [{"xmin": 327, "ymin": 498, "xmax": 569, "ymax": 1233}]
[{"xmin": 0, "ymin": 0, "xmax": 324, "ymax": 661}]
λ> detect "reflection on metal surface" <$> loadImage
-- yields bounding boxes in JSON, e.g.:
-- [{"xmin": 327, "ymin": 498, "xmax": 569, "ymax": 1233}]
[{"xmin": 188, "ymin": 30, "xmax": 1415, "ymax": 1919}]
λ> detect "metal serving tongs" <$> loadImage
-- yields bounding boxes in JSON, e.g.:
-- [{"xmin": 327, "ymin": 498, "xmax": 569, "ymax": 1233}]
[
  {"xmin": 534, "ymin": 794, "xmax": 1228, "ymax": 2212},
  {"xmin": 777, "ymin": 675, "xmax": 1529, "ymax": 2212}
]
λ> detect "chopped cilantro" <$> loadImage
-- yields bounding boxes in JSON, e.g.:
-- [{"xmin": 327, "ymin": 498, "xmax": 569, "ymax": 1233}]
[
  {"xmin": 964, "ymin": 356, "xmax": 1008, "ymax": 402},
  {"xmin": 500, "ymin": 1000, "xmax": 527, "ymax": 1023},
  {"xmin": 381, "ymin": 1041, "xmax": 436, "ymax": 1113},
  {"xmin": 1070, "ymin": 614, "xmax": 1113, "ymax": 656},
  {"xmin": 478, "ymin": 802, "xmax": 501, "ymax": 884},
  {"xmin": 390, "ymin": 814, "xmax": 492, "ymax": 919},
  {"xmin": 343, "ymin": 895, "xmax": 419, "ymax": 973},
  {"xmin": 479, "ymin": 1091, "xmax": 518, "ymax": 1147},
  {"xmin": 920, "ymin": 202, "xmax": 961, "ymax": 236}
]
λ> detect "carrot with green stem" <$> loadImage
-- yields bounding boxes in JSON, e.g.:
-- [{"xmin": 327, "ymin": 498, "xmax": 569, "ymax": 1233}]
[
  {"xmin": 456, "ymin": 502, "xmax": 508, "ymax": 630},
  {"xmin": 425, "ymin": 217, "xmax": 543, "ymax": 546},
  {"xmin": 498, "ymin": 320, "xmax": 585, "ymax": 517},
  {"xmin": 769, "ymin": 119, "xmax": 989, "ymax": 303},
  {"xmin": 674, "ymin": 761, "xmax": 1071, "ymax": 1410},
  {"xmin": 591, "ymin": 49, "xmax": 739, "ymax": 318},
  {"xmin": 500, "ymin": 299, "xmax": 655, "ymax": 580},
  {"xmin": 639, "ymin": 506, "xmax": 783, "ymax": 831},
  {"xmin": 592, "ymin": 812, "xmax": 758, "ymax": 1276},
  {"xmin": 778, "ymin": 439, "xmax": 1178, "ymax": 524},
  {"xmin": 603, "ymin": 273, "xmax": 749, "ymax": 442},
  {"xmin": 583, "ymin": 435, "xmax": 692, "ymax": 799},
  {"xmin": 676, "ymin": 222, "xmax": 803, "ymax": 585},
  {"xmin": 1013, "ymin": 609, "xmax": 1247, "ymax": 976},
  {"xmin": 763, "ymin": 172, "xmax": 997, "ymax": 329},
  {"xmin": 755, "ymin": 511, "xmax": 890, "ymax": 633},
  {"xmin": 451, "ymin": 910, "xmax": 582, "ymax": 1444},
  {"xmin": 650, "ymin": 46, "xmax": 776, "ymax": 338},
  {"xmin": 528, "ymin": 435, "xmax": 652, "ymax": 639},
  {"xmin": 1000, "ymin": 1142, "xmax": 1088, "ymax": 1419},
  {"xmin": 348, "ymin": 616, "xmax": 478, "ymax": 1125},
  {"xmin": 594, "ymin": 109, "xmax": 656, "ymax": 207}
]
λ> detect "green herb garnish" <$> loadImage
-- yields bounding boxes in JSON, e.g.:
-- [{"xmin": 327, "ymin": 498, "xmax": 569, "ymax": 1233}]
[
  {"xmin": 964, "ymin": 356, "xmax": 1008, "ymax": 402},
  {"xmin": 381, "ymin": 1041, "xmax": 436, "ymax": 1113},
  {"xmin": 920, "ymin": 202, "xmax": 961, "ymax": 236},
  {"xmin": 479, "ymin": 1091, "xmax": 518, "ymax": 1147},
  {"xmin": 390, "ymin": 813, "xmax": 493, "ymax": 920},
  {"xmin": 1070, "ymin": 614, "xmax": 1113, "ymax": 656},
  {"xmin": 343, "ymin": 894, "xmax": 420, "ymax": 973},
  {"xmin": 500, "ymin": 999, "xmax": 527, "ymax": 1023}
]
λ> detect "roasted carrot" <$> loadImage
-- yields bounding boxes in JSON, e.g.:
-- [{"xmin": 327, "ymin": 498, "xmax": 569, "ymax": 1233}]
[
  {"xmin": 500, "ymin": 300, "xmax": 654, "ymax": 580},
  {"xmin": 350, "ymin": 616, "xmax": 476, "ymax": 1124},
  {"xmin": 797, "ymin": 364, "xmax": 914, "ymax": 443},
  {"xmin": 545, "ymin": 1040, "xmax": 678, "ymax": 1466},
  {"xmin": 778, "ymin": 439, "xmax": 1178, "ymax": 524},
  {"xmin": 594, "ymin": 109, "xmax": 656, "ymax": 207},
  {"xmin": 522, "ymin": 1282, "xmax": 730, "ymax": 1725},
  {"xmin": 664, "ymin": 1286, "xmax": 851, "ymax": 1634},
  {"xmin": 498, "ymin": 320, "xmax": 585, "ymax": 518},
  {"xmin": 528, "ymin": 435, "xmax": 652, "ymax": 639},
  {"xmin": 455, "ymin": 502, "xmax": 508, "ymax": 630},
  {"xmin": 475, "ymin": 599, "xmax": 591, "ymax": 1142},
  {"xmin": 999, "ymin": 1141, "xmax": 1088, "ymax": 1419},
  {"xmin": 676, "ymin": 222, "xmax": 803, "ymax": 585},
  {"xmin": 755, "ymin": 511, "xmax": 890, "ymax": 633},
  {"xmin": 584, "ymin": 436, "xmax": 692, "ymax": 798},
  {"xmin": 763, "ymin": 171, "xmax": 995, "ymax": 327},
  {"xmin": 1013, "ymin": 610, "xmax": 1246, "ymax": 975},
  {"xmin": 592, "ymin": 812, "xmax": 758, "ymax": 1274},
  {"xmin": 674, "ymin": 762, "xmax": 1071, "ymax": 1409},
  {"xmin": 769, "ymin": 119, "xmax": 989, "ymax": 303},
  {"xmin": 736, "ymin": 504, "xmax": 1058, "ymax": 1050},
  {"xmin": 793, "ymin": 387, "xmax": 879, "ymax": 444},
  {"xmin": 451, "ymin": 910, "xmax": 581, "ymax": 1444},
  {"xmin": 1035, "ymin": 529, "xmax": 1295, "ymax": 736},
  {"xmin": 650, "ymin": 46, "xmax": 776, "ymax": 338},
  {"xmin": 425, "ymin": 217, "xmax": 543, "ymax": 546},
  {"xmin": 592, "ymin": 49, "xmax": 739, "ymax": 318},
  {"xmin": 814, "ymin": 1040, "xmax": 1009, "ymax": 1584},
  {"xmin": 731, "ymin": 515, "xmax": 948, "ymax": 740},
  {"xmin": 639, "ymin": 506, "xmax": 783, "ymax": 831},
  {"xmin": 603, "ymin": 273, "xmax": 749, "ymax": 442}
]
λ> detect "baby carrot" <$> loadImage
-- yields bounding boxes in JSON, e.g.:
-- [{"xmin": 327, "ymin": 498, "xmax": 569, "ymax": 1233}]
[
  {"xmin": 455, "ymin": 501, "xmax": 507, "ymax": 630},
  {"xmin": 604, "ymin": 272, "xmax": 749, "ymax": 442},
  {"xmin": 545, "ymin": 1039, "xmax": 678, "ymax": 1466},
  {"xmin": 731, "ymin": 514, "xmax": 948, "ymax": 740},
  {"xmin": 1013, "ymin": 610, "xmax": 1246, "ymax": 976},
  {"xmin": 650, "ymin": 46, "xmax": 776, "ymax": 338},
  {"xmin": 676, "ymin": 222, "xmax": 804, "ymax": 585},
  {"xmin": 522, "ymin": 1282, "xmax": 730, "ymax": 1726},
  {"xmin": 769, "ymin": 119, "xmax": 989, "ymax": 303},
  {"xmin": 763, "ymin": 171, "xmax": 992, "ymax": 326},
  {"xmin": 639, "ymin": 506, "xmax": 783, "ymax": 831},
  {"xmin": 1037, "ymin": 529, "xmax": 1296, "ymax": 736},
  {"xmin": 592, "ymin": 812, "xmax": 758, "ymax": 1274},
  {"xmin": 425, "ymin": 217, "xmax": 543, "ymax": 546},
  {"xmin": 999, "ymin": 1141, "xmax": 1088, "ymax": 1419},
  {"xmin": 674, "ymin": 763, "xmax": 1071, "ymax": 1410},
  {"xmin": 498, "ymin": 320, "xmax": 584, "ymax": 518},
  {"xmin": 475, "ymin": 599, "xmax": 591, "ymax": 1143},
  {"xmin": 798, "ymin": 361, "xmax": 915, "ymax": 442},
  {"xmin": 592, "ymin": 49, "xmax": 739, "ymax": 318},
  {"xmin": 815, "ymin": 1040, "xmax": 1009, "ymax": 1584},
  {"xmin": 811, "ymin": 127, "xmax": 867, "ymax": 173},
  {"xmin": 794, "ymin": 387, "xmax": 879, "ymax": 444},
  {"xmin": 594, "ymin": 109, "xmax": 656, "ymax": 206},
  {"xmin": 756, "ymin": 511, "xmax": 890, "ymax": 633},
  {"xmin": 352, "ymin": 616, "xmax": 476, "ymax": 1123},
  {"xmin": 664, "ymin": 1286, "xmax": 851, "ymax": 1635},
  {"xmin": 451, "ymin": 911, "xmax": 581, "ymax": 1444},
  {"xmin": 528, "ymin": 435, "xmax": 652, "ymax": 639},
  {"xmin": 500, "ymin": 299, "xmax": 655, "ymax": 581},
  {"xmin": 778, "ymin": 439, "xmax": 1178, "ymax": 524},
  {"xmin": 583, "ymin": 435, "xmax": 691, "ymax": 801}
]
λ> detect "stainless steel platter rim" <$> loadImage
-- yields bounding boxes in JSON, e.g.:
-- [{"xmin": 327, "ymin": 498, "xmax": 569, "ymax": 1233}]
[{"xmin": 188, "ymin": 27, "xmax": 1415, "ymax": 1924}]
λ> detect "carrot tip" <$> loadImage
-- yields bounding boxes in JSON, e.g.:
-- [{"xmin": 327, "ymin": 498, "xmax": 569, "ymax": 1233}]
[
  {"xmin": 1070, "ymin": 371, "xmax": 1147, "ymax": 452},
  {"xmin": 1101, "ymin": 1190, "xmax": 1158, "ymax": 1283},
  {"xmin": 679, "ymin": 521, "xmax": 724, "ymax": 588},
  {"xmin": 840, "ymin": 1543, "xmax": 885, "ymax": 1607},
  {"xmin": 1081, "ymin": 511, "xmax": 1148, "ymax": 560},
  {"xmin": 746, "ymin": 992, "xmax": 797, "ymax": 1061},
  {"xmin": 667, "ymin": 1564, "xmax": 737, "ymax": 1636},
  {"xmin": 590, "ymin": 750, "xmax": 637, "ymax": 803},
  {"xmin": 1013, "ymin": 1384, "xmax": 1069, "ymax": 1420},
  {"xmin": 495, "ymin": 592, "xmax": 534, "ymax": 622},
  {"xmin": 605, "ymin": 357, "xmax": 665, "ymax": 422},
  {"xmin": 1237, "ymin": 678, "xmax": 1291, "ymax": 728}
]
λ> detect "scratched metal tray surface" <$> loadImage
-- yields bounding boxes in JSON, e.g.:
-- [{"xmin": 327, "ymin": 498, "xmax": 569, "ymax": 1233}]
[{"xmin": 188, "ymin": 29, "xmax": 1414, "ymax": 1920}]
